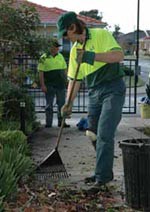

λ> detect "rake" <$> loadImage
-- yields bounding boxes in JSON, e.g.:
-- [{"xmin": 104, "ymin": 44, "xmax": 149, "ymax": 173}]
[{"xmin": 36, "ymin": 40, "xmax": 87, "ymax": 179}]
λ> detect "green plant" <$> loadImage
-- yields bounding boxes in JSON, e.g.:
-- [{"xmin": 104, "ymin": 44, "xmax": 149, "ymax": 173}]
[
  {"xmin": 0, "ymin": 0, "xmax": 54, "ymax": 84},
  {"xmin": 0, "ymin": 119, "xmax": 40, "ymax": 135},
  {"xmin": 0, "ymin": 80, "xmax": 37, "ymax": 133},
  {"xmin": 0, "ymin": 101, "xmax": 3, "ymax": 119},
  {"xmin": 0, "ymin": 194, "xmax": 4, "ymax": 212},
  {"xmin": 0, "ymin": 160, "xmax": 17, "ymax": 200},
  {"xmin": 143, "ymin": 127, "xmax": 150, "ymax": 136},
  {"xmin": 0, "ymin": 145, "xmax": 35, "ymax": 181},
  {"xmin": 0, "ymin": 1, "xmax": 40, "ymax": 76},
  {"xmin": 0, "ymin": 120, "xmax": 19, "ymax": 131},
  {"xmin": 0, "ymin": 130, "xmax": 29, "ymax": 155},
  {"xmin": 107, "ymin": 208, "xmax": 116, "ymax": 212}
]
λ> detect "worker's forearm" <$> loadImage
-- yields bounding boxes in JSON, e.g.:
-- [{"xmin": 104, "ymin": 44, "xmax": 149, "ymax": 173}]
[
  {"xmin": 66, "ymin": 80, "xmax": 81, "ymax": 104},
  {"xmin": 95, "ymin": 51, "xmax": 124, "ymax": 63}
]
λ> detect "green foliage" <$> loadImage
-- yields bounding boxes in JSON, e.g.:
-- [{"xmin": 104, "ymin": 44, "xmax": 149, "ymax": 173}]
[
  {"xmin": 0, "ymin": 130, "xmax": 29, "ymax": 155},
  {"xmin": 0, "ymin": 120, "xmax": 19, "ymax": 131},
  {"xmin": 24, "ymin": 35, "xmax": 51, "ymax": 59},
  {"xmin": 6, "ymin": 66, "xmax": 27, "ymax": 86},
  {"xmin": 0, "ymin": 119, "xmax": 40, "ymax": 135},
  {"xmin": 0, "ymin": 101, "xmax": 3, "ymax": 119},
  {"xmin": 0, "ymin": 145, "xmax": 35, "ymax": 181},
  {"xmin": 25, "ymin": 68, "xmax": 39, "ymax": 87},
  {"xmin": 0, "ymin": 0, "xmax": 56, "ymax": 85},
  {"xmin": 143, "ymin": 127, "xmax": 150, "ymax": 136},
  {"xmin": 113, "ymin": 25, "xmax": 121, "ymax": 40},
  {"xmin": 79, "ymin": 9, "xmax": 102, "ymax": 21},
  {"xmin": 0, "ymin": 194, "xmax": 4, "ymax": 212},
  {"xmin": 0, "ymin": 80, "xmax": 36, "ymax": 123},
  {"xmin": 0, "ymin": 160, "xmax": 17, "ymax": 200},
  {"xmin": 0, "ymin": 130, "xmax": 35, "ymax": 202},
  {"xmin": 0, "ymin": 0, "xmax": 49, "ymax": 79},
  {"xmin": 0, "ymin": 1, "xmax": 40, "ymax": 44},
  {"xmin": 107, "ymin": 209, "xmax": 116, "ymax": 212}
]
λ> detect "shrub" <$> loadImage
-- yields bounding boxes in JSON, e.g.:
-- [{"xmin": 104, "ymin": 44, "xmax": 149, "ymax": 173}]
[
  {"xmin": 0, "ymin": 80, "xmax": 36, "ymax": 123},
  {"xmin": 0, "ymin": 120, "xmax": 19, "ymax": 131},
  {"xmin": 0, "ymin": 145, "xmax": 35, "ymax": 181},
  {"xmin": 0, "ymin": 132, "xmax": 35, "ymax": 202},
  {"xmin": 0, "ymin": 80, "xmax": 39, "ymax": 134},
  {"xmin": 0, "ymin": 160, "xmax": 17, "ymax": 200},
  {"xmin": 0, "ymin": 194, "xmax": 4, "ymax": 212},
  {"xmin": 0, "ymin": 130, "xmax": 29, "ymax": 155}
]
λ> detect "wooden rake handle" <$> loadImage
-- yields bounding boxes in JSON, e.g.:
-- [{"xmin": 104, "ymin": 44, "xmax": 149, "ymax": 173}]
[{"xmin": 55, "ymin": 41, "xmax": 87, "ymax": 149}]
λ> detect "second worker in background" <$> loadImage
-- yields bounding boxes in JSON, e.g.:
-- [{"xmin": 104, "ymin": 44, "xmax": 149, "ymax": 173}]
[{"xmin": 38, "ymin": 38, "xmax": 70, "ymax": 128}]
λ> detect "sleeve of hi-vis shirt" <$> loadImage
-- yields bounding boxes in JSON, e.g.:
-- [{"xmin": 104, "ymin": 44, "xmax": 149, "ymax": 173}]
[
  {"xmin": 67, "ymin": 46, "xmax": 84, "ymax": 81},
  {"xmin": 99, "ymin": 29, "xmax": 122, "ymax": 52},
  {"xmin": 60, "ymin": 53, "xmax": 67, "ymax": 69}
]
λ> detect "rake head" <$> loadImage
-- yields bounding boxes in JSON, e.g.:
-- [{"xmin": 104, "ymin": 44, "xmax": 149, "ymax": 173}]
[{"xmin": 36, "ymin": 148, "xmax": 69, "ymax": 179}]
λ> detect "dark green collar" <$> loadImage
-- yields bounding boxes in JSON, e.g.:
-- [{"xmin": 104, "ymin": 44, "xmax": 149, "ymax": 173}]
[{"xmin": 46, "ymin": 52, "xmax": 58, "ymax": 58}]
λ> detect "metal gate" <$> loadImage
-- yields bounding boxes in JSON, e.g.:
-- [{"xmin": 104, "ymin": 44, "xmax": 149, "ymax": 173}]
[{"xmin": 15, "ymin": 57, "xmax": 137, "ymax": 114}]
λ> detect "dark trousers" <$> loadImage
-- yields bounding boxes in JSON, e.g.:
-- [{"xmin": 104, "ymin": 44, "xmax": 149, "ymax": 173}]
[{"xmin": 45, "ymin": 85, "xmax": 65, "ymax": 126}]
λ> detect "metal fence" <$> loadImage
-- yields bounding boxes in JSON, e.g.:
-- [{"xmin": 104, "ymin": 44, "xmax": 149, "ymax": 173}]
[{"xmin": 13, "ymin": 56, "xmax": 137, "ymax": 114}]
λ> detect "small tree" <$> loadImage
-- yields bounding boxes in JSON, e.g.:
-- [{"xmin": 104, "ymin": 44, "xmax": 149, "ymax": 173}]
[
  {"xmin": 0, "ymin": 0, "xmax": 49, "ymax": 79},
  {"xmin": 113, "ymin": 25, "xmax": 121, "ymax": 41},
  {"xmin": 79, "ymin": 9, "xmax": 103, "ymax": 21}
]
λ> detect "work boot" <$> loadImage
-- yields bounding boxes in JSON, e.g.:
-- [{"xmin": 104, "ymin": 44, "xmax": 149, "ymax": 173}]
[
  {"xmin": 85, "ymin": 181, "xmax": 108, "ymax": 195},
  {"xmin": 84, "ymin": 175, "xmax": 96, "ymax": 184},
  {"xmin": 85, "ymin": 171, "xmax": 113, "ymax": 185}
]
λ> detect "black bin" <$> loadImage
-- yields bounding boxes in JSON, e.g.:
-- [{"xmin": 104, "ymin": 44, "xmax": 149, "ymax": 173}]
[{"xmin": 119, "ymin": 138, "xmax": 150, "ymax": 211}]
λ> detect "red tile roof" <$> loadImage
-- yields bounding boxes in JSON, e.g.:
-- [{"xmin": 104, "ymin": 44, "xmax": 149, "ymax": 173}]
[{"xmin": 12, "ymin": 0, "xmax": 106, "ymax": 26}]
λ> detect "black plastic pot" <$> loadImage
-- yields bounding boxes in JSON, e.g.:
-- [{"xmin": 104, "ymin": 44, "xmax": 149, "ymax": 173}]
[{"xmin": 119, "ymin": 138, "xmax": 150, "ymax": 211}]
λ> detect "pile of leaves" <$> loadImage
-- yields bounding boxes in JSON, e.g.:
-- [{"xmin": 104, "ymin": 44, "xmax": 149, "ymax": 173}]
[{"xmin": 3, "ymin": 180, "xmax": 135, "ymax": 212}]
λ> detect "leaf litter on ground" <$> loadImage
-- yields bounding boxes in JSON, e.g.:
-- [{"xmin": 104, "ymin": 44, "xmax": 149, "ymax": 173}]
[{"xmin": 3, "ymin": 177, "xmax": 137, "ymax": 212}]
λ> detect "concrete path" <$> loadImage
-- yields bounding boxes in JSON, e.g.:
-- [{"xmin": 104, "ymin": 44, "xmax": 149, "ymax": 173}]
[{"xmin": 30, "ymin": 114, "xmax": 150, "ymax": 211}]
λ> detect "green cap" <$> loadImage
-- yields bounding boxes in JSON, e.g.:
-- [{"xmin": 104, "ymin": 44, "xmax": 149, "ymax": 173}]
[
  {"xmin": 49, "ymin": 38, "xmax": 61, "ymax": 47},
  {"xmin": 57, "ymin": 12, "xmax": 77, "ymax": 38}
]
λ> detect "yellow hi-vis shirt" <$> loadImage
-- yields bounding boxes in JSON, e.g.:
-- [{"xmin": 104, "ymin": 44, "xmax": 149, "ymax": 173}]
[
  {"xmin": 37, "ymin": 53, "xmax": 67, "ymax": 88},
  {"xmin": 68, "ymin": 28, "xmax": 125, "ymax": 88}
]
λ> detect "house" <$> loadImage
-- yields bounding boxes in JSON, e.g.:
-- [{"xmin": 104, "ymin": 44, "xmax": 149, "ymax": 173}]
[
  {"xmin": 13, "ymin": 0, "xmax": 107, "ymax": 38},
  {"xmin": 118, "ymin": 30, "xmax": 150, "ymax": 55},
  {"xmin": 12, "ymin": 0, "xmax": 107, "ymax": 60},
  {"xmin": 139, "ymin": 31, "xmax": 150, "ymax": 56},
  {"xmin": 139, "ymin": 36, "xmax": 150, "ymax": 56}
]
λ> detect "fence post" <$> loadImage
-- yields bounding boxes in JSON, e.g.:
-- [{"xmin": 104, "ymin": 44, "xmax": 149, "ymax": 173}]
[{"xmin": 20, "ymin": 101, "xmax": 26, "ymax": 134}]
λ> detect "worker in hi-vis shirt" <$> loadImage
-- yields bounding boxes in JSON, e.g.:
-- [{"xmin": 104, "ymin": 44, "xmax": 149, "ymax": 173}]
[
  {"xmin": 38, "ymin": 38, "xmax": 70, "ymax": 128},
  {"xmin": 57, "ymin": 12, "xmax": 126, "ymax": 192}
]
